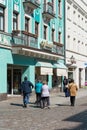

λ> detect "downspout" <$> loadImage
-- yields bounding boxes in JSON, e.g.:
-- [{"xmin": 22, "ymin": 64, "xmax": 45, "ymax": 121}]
[{"xmin": 64, "ymin": 0, "xmax": 66, "ymax": 65}]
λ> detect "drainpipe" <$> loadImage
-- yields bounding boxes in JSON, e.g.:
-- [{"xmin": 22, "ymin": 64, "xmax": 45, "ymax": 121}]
[
  {"xmin": 61, "ymin": 0, "xmax": 66, "ymax": 92},
  {"xmin": 64, "ymin": 0, "xmax": 66, "ymax": 65}
]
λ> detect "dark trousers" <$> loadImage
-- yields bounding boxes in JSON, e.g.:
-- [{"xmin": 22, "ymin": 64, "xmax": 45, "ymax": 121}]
[
  {"xmin": 36, "ymin": 93, "xmax": 41, "ymax": 106},
  {"xmin": 70, "ymin": 96, "xmax": 75, "ymax": 106},
  {"xmin": 41, "ymin": 97, "xmax": 50, "ymax": 108}
]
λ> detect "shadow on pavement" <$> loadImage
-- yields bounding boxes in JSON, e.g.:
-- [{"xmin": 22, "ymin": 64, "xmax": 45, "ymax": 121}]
[
  {"xmin": 61, "ymin": 110, "xmax": 87, "ymax": 130},
  {"xmin": 55, "ymin": 104, "xmax": 70, "ymax": 106},
  {"xmin": 10, "ymin": 103, "xmax": 23, "ymax": 107}
]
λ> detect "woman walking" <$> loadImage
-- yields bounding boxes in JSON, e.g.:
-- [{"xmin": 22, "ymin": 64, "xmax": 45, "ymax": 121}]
[
  {"xmin": 68, "ymin": 79, "xmax": 78, "ymax": 106},
  {"xmin": 41, "ymin": 81, "xmax": 50, "ymax": 109}
]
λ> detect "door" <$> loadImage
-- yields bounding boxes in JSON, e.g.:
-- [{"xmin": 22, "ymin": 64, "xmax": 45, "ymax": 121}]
[
  {"xmin": 7, "ymin": 69, "xmax": 12, "ymax": 94},
  {"xmin": 79, "ymin": 68, "xmax": 82, "ymax": 88},
  {"xmin": 7, "ymin": 68, "xmax": 22, "ymax": 95},
  {"xmin": 13, "ymin": 69, "xmax": 21, "ymax": 94}
]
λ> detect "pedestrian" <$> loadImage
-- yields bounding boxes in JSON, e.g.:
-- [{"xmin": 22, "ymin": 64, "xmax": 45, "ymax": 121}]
[
  {"xmin": 41, "ymin": 81, "xmax": 50, "ymax": 109},
  {"xmin": 63, "ymin": 76, "xmax": 69, "ymax": 97},
  {"xmin": 21, "ymin": 76, "xmax": 34, "ymax": 108},
  {"xmin": 35, "ymin": 80, "xmax": 43, "ymax": 107},
  {"xmin": 68, "ymin": 79, "xmax": 78, "ymax": 106}
]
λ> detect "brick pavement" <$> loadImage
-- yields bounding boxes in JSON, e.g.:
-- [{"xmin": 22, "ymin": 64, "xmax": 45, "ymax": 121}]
[{"xmin": 0, "ymin": 88, "xmax": 87, "ymax": 130}]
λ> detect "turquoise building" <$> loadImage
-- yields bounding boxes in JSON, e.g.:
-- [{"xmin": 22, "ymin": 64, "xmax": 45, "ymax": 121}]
[{"xmin": 0, "ymin": 0, "xmax": 67, "ymax": 100}]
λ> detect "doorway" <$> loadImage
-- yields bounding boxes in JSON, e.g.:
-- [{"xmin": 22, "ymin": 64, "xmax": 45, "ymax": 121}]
[
  {"xmin": 7, "ymin": 68, "xmax": 22, "ymax": 95},
  {"xmin": 79, "ymin": 68, "xmax": 82, "ymax": 88}
]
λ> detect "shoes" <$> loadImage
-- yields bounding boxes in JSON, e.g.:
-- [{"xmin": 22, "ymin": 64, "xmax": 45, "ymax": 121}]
[
  {"xmin": 71, "ymin": 104, "xmax": 74, "ymax": 107},
  {"xmin": 48, "ymin": 106, "xmax": 51, "ymax": 109},
  {"xmin": 23, "ymin": 104, "xmax": 27, "ymax": 108}
]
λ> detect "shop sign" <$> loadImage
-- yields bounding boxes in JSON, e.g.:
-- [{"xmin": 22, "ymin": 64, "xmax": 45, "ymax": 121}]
[
  {"xmin": 40, "ymin": 67, "xmax": 53, "ymax": 75},
  {"xmin": 40, "ymin": 41, "xmax": 53, "ymax": 51}
]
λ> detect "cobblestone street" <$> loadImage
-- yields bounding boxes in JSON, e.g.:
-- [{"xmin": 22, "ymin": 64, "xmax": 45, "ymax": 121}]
[{"xmin": 0, "ymin": 89, "xmax": 87, "ymax": 130}]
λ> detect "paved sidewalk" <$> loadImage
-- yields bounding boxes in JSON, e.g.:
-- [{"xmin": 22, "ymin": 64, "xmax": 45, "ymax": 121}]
[
  {"xmin": 47, "ymin": 88, "xmax": 87, "ymax": 107},
  {"xmin": 1, "ymin": 88, "xmax": 87, "ymax": 106},
  {"xmin": 28, "ymin": 88, "xmax": 87, "ymax": 107},
  {"xmin": 0, "ymin": 88, "xmax": 87, "ymax": 130}
]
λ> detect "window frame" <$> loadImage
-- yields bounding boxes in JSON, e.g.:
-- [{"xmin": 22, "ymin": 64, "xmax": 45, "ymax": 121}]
[
  {"xmin": 25, "ymin": 17, "xmax": 29, "ymax": 32},
  {"xmin": 0, "ymin": 6, "xmax": 5, "ymax": 31},
  {"xmin": 13, "ymin": 12, "xmax": 18, "ymax": 30}
]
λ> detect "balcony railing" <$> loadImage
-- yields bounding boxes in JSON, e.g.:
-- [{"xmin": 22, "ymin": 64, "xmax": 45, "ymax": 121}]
[
  {"xmin": 43, "ymin": 3, "xmax": 55, "ymax": 22},
  {"xmin": 23, "ymin": 0, "xmax": 40, "ymax": 14},
  {"xmin": 0, "ymin": 31, "xmax": 64, "ymax": 57},
  {"xmin": 21, "ymin": 31, "xmax": 38, "ymax": 48},
  {"xmin": 0, "ymin": 31, "xmax": 38, "ymax": 49},
  {"xmin": 52, "ymin": 41, "xmax": 64, "ymax": 55}
]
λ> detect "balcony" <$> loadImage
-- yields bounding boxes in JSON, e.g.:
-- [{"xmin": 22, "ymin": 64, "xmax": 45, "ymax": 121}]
[
  {"xmin": 11, "ymin": 31, "xmax": 38, "ymax": 51},
  {"xmin": 0, "ymin": 31, "xmax": 64, "ymax": 60},
  {"xmin": 43, "ymin": 3, "xmax": 55, "ymax": 22},
  {"xmin": 52, "ymin": 41, "xmax": 64, "ymax": 55},
  {"xmin": 0, "ymin": 31, "xmax": 38, "ymax": 49},
  {"xmin": 23, "ymin": 0, "xmax": 40, "ymax": 14}
]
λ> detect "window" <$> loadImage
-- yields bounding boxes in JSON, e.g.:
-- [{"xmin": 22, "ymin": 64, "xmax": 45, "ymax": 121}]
[
  {"xmin": 44, "ymin": 25, "xmax": 47, "ymax": 39},
  {"xmin": 58, "ymin": 0, "xmax": 62, "ymax": 16},
  {"xmin": 13, "ymin": 12, "xmax": 18, "ymax": 30},
  {"xmin": 0, "ymin": 7, "xmax": 4, "ymax": 31},
  {"xmin": 52, "ymin": 29, "xmax": 55, "ymax": 41},
  {"xmin": 35, "ymin": 22, "xmax": 39, "ymax": 36},
  {"xmin": 25, "ymin": 17, "xmax": 29, "ymax": 32},
  {"xmin": 58, "ymin": 32, "xmax": 61, "ymax": 43}
]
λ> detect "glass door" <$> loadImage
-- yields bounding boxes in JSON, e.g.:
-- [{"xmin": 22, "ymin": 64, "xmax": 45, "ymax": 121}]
[
  {"xmin": 7, "ymin": 68, "xmax": 22, "ymax": 95},
  {"xmin": 13, "ymin": 69, "xmax": 21, "ymax": 94}
]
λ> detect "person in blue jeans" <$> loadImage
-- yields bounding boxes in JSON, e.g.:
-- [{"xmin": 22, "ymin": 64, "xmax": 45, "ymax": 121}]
[
  {"xmin": 21, "ymin": 76, "xmax": 34, "ymax": 108},
  {"xmin": 35, "ymin": 80, "xmax": 43, "ymax": 107}
]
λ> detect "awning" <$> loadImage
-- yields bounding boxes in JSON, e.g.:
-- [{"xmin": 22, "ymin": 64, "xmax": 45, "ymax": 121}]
[
  {"xmin": 53, "ymin": 62, "xmax": 67, "ymax": 76},
  {"xmin": 36, "ymin": 61, "xmax": 53, "ymax": 68},
  {"xmin": 53, "ymin": 62, "xmax": 67, "ymax": 69},
  {"xmin": 36, "ymin": 61, "xmax": 53, "ymax": 75}
]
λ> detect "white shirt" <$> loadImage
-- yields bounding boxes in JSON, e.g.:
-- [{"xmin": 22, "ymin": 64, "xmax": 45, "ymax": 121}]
[{"xmin": 41, "ymin": 84, "xmax": 50, "ymax": 97}]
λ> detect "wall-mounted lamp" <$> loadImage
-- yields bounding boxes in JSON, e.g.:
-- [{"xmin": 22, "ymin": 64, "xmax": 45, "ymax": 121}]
[{"xmin": 70, "ymin": 55, "xmax": 76, "ymax": 64}]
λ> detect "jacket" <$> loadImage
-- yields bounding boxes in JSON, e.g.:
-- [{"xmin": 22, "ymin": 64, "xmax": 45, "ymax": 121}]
[
  {"xmin": 68, "ymin": 83, "xmax": 78, "ymax": 96},
  {"xmin": 21, "ymin": 81, "xmax": 34, "ymax": 94},
  {"xmin": 41, "ymin": 84, "xmax": 50, "ymax": 97},
  {"xmin": 35, "ymin": 82, "xmax": 43, "ymax": 93}
]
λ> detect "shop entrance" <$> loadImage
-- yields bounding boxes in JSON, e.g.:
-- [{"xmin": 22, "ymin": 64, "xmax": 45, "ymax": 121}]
[{"xmin": 7, "ymin": 67, "xmax": 22, "ymax": 95}]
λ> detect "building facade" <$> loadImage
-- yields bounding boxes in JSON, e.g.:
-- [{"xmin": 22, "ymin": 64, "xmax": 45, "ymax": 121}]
[
  {"xmin": 0, "ymin": 0, "xmax": 66, "ymax": 100},
  {"xmin": 65, "ymin": 0, "xmax": 87, "ymax": 87}
]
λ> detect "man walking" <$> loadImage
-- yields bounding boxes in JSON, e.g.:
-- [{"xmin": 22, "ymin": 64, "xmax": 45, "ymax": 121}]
[{"xmin": 21, "ymin": 76, "xmax": 34, "ymax": 108}]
